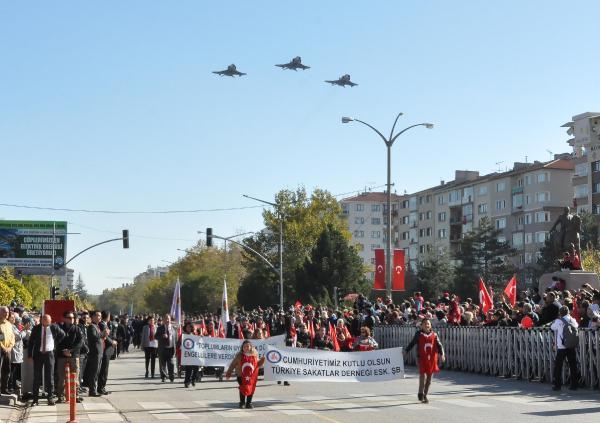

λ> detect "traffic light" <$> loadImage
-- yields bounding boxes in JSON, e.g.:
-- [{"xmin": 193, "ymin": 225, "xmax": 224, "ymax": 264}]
[
  {"xmin": 206, "ymin": 228, "xmax": 213, "ymax": 247},
  {"xmin": 122, "ymin": 229, "xmax": 129, "ymax": 249},
  {"xmin": 51, "ymin": 286, "xmax": 60, "ymax": 300}
]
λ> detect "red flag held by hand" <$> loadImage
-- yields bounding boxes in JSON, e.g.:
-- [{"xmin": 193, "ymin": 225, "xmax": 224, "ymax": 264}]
[
  {"xmin": 479, "ymin": 278, "xmax": 493, "ymax": 315},
  {"xmin": 503, "ymin": 275, "xmax": 517, "ymax": 306},
  {"xmin": 329, "ymin": 323, "xmax": 340, "ymax": 352}
]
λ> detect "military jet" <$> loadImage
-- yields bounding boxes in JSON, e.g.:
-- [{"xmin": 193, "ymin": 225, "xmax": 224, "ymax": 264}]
[
  {"xmin": 275, "ymin": 56, "xmax": 310, "ymax": 71},
  {"xmin": 212, "ymin": 64, "xmax": 246, "ymax": 77},
  {"xmin": 325, "ymin": 74, "xmax": 357, "ymax": 87}
]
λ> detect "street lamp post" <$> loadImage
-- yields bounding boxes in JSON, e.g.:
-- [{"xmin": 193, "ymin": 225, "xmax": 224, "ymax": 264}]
[
  {"xmin": 242, "ymin": 194, "xmax": 284, "ymax": 310},
  {"xmin": 342, "ymin": 113, "xmax": 433, "ymax": 298}
]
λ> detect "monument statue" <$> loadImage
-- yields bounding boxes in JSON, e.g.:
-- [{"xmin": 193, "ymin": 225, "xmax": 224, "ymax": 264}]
[{"xmin": 549, "ymin": 206, "xmax": 581, "ymax": 259}]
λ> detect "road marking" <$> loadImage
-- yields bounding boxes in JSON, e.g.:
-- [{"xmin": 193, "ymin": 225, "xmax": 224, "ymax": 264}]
[
  {"xmin": 83, "ymin": 403, "xmax": 116, "ymax": 411},
  {"xmin": 138, "ymin": 402, "xmax": 189, "ymax": 420},
  {"xmin": 398, "ymin": 403, "xmax": 438, "ymax": 410},
  {"xmin": 438, "ymin": 399, "xmax": 493, "ymax": 408},
  {"xmin": 490, "ymin": 396, "xmax": 551, "ymax": 406},
  {"xmin": 266, "ymin": 404, "xmax": 315, "ymax": 415},
  {"xmin": 213, "ymin": 409, "xmax": 253, "ymax": 418}
]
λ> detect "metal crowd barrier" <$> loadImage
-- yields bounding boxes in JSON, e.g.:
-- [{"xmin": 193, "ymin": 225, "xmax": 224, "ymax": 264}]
[{"xmin": 374, "ymin": 325, "xmax": 600, "ymax": 389}]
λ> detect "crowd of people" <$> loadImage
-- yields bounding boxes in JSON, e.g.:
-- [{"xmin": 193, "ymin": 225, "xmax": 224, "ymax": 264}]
[{"xmin": 0, "ymin": 279, "xmax": 596, "ymax": 407}]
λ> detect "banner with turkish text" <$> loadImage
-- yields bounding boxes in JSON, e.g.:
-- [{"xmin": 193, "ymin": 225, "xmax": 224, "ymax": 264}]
[
  {"xmin": 181, "ymin": 334, "xmax": 285, "ymax": 367},
  {"xmin": 374, "ymin": 248, "xmax": 385, "ymax": 289},
  {"xmin": 392, "ymin": 249, "xmax": 406, "ymax": 291},
  {"xmin": 263, "ymin": 345, "xmax": 405, "ymax": 382}
]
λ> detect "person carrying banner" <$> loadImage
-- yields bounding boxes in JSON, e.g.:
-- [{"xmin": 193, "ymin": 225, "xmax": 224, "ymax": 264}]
[
  {"xmin": 178, "ymin": 322, "xmax": 199, "ymax": 388},
  {"xmin": 225, "ymin": 340, "xmax": 265, "ymax": 409},
  {"xmin": 404, "ymin": 318, "xmax": 445, "ymax": 404}
]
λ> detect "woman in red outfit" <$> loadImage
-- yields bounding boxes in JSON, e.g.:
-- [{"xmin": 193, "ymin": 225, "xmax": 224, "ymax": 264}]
[{"xmin": 404, "ymin": 318, "xmax": 445, "ymax": 404}]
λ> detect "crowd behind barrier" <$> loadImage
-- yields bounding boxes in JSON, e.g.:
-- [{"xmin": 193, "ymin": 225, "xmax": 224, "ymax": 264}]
[{"xmin": 375, "ymin": 325, "xmax": 600, "ymax": 389}]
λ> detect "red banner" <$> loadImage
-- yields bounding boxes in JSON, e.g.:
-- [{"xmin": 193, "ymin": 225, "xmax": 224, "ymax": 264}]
[
  {"xmin": 392, "ymin": 249, "xmax": 406, "ymax": 291},
  {"xmin": 373, "ymin": 249, "xmax": 385, "ymax": 290}
]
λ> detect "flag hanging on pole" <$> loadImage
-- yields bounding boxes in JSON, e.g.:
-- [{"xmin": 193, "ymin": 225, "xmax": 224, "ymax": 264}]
[
  {"xmin": 221, "ymin": 278, "xmax": 230, "ymax": 331},
  {"xmin": 170, "ymin": 277, "xmax": 182, "ymax": 325},
  {"xmin": 478, "ymin": 278, "xmax": 493, "ymax": 315},
  {"xmin": 392, "ymin": 249, "xmax": 406, "ymax": 291},
  {"xmin": 373, "ymin": 248, "xmax": 385, "ymax": 290},
  {"xmin": 503, "ymin": 275, "xmax": 517, "ymax": 306}
]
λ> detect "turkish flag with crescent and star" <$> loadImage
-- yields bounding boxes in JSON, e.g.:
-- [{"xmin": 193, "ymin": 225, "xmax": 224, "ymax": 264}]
[
  {"xmin": 373, "ymin": 248, "xmax": 386, "ymax": 290},
  {"xmin": 239, "ymin": 353, "xmax": 259, "ymax": 396},
  {"xmin": 392, "ymin": 249, "xmax": 406, "ymax": 291},
  {"xmin": 503, "ymin": 275, "xmax": 517, "ymax": 306},
  {"xmin": 479, "ymin": 278, "xmax": 493, "ymax": 314}
]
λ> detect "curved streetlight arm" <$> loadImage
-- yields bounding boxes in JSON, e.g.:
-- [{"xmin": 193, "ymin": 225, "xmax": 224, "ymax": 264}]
[
  {"xmin": 351, "ymin": 119, "xmax": 389, "ymax": 146},
  {"xmin": 210, "ymin": 233, "xmax": 279, "ymax": 274},
  {"xmin": 390, "ymin": 123, "xmax": 432, "ymax": 144},
  {"xmin": 60, "ymin": 237, "xmax": 125, "ymax": 269},
  {"xmin": 389, "ymin": 112, "xmax": 404, "ymax": 141}
]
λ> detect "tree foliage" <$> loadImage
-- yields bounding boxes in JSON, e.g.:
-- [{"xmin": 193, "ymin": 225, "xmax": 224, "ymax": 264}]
[
  {"xmin": 21, "ymin": 275, "xmax": 50, "ymax": 310},
  {"xmin": 416, "ymin": 251, "xmax": 456, "ymax": 299},
  {"xmin": 0, "ymin": 267, "xmax": 32, "ymax": 307}
]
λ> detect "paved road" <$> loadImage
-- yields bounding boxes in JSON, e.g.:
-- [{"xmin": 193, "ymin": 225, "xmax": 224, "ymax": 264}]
[{"xmin": 22, "ymin": 349, "xmax": 600, "ymax": 423}]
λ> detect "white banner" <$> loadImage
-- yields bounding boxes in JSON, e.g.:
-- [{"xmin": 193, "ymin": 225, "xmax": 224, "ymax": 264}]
[
  {"xmin": 181, "ymin": 334, "xmax": 285, "ymax": 367},
  {"xmin": 263, "ymin": 346, "xmax": 404, "ymax": 382}
]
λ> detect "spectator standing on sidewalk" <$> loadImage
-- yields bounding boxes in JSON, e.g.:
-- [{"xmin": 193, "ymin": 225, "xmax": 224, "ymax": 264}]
[
  {"xmin": 57, "ymin": 310, "xmax": 83, "ymax": 403},
  {"xmin": 0, "ymin": 307, "xmax": 16, "ymax": 395},
  {"xmin": 550, "ymin": 306, "xmax": 579, "ymax": 391}
]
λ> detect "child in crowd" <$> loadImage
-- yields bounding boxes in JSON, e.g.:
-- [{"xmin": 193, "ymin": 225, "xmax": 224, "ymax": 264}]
[
  {"xmin": 404, "ymin": 318, "xmax": 445, "ymax": 404},
  {"xmin": 225, "ymin": 340, "xmax": 265, "ymax": 409}
]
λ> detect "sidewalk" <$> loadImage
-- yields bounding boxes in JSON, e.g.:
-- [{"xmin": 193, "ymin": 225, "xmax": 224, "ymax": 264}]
[{"xmin": 0, "ymin": 394, "xmax": 22, "ymax": 422}]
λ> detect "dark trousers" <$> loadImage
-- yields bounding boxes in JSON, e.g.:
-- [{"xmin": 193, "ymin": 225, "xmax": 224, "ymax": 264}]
[
  {"xmin": 237, "ymin": 377, "xmax": 253, "ymax": 404},
  {"xmin": 79, "ymin": 354, "xmax": 87, "ymax": 387},
  {"xmin": 0, "ymin": 350, "xmax": 10, "ymax": 392},
  {"xmin": 98, "ymin": 354, "xmax": 111, "ymax": 391},
  {"xmin": 183, "ymin": 365, "xmax": 198, "ymax": 385},
  {"xmin": 144, "ymin": 347, "xmax": 157, "ymax": 376},
  {"xmin": 84, "ymin": 354, "xmax": 101, "ymax": 394},
  {"xmin": 553, "ymin": 348, "xmax": 578, "ymax": 388},
  {"xmin": 9, "ymin": 362, "xmax": 21, "ymax": 390},
  {"xmin": 32, "ymin": 352, "xmax": 54, "ymax": 399},
  {"xmin": 158, "ymin": 348, "xmax": 174, "ymax": 381}
]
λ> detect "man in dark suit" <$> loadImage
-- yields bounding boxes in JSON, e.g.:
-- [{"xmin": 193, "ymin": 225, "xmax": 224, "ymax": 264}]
[
  {"xmin": 98, "ymin": 311, "xmax": 117, "ymax": 395},
  {"xmin": 56, "ymin": 310, "xmax": 84, "ymax": 403},
  {"xmin": 77, "ymin": 311, "xmax": 90, "ymax": 394},
  {"xmin": 156, "ymin": 314, "xmax": 177, "ymax": 382},
  {"xmin": 85, "ymin": 311, "xmax": 103, "ymax": 397},
  {"xmin": 28, "ymin": 314, "xmax": 65, "ymax": 406}
]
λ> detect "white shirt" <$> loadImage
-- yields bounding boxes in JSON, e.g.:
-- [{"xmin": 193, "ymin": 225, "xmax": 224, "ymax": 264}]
[
  {"xmin": 550, "ymin": 315, "xmax": 578, "ymax": 349},
  {"xmin": 40, "ymin": 325, "xmax": 54, "ymax": 353},
  {"xmin": 166, "ymin": 325, "xmax": 174, "ymax": 348}
]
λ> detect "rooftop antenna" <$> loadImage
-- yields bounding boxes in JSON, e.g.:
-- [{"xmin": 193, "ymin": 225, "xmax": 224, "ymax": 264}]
[
  {"xmin": 546, "ymin": 149, "xmax": 554, "ymax": 159},
  {"xmin": 525, "ymin": 155, "xmax": 528, "ymax": 163},
  {"xmin": 495, "ymin": 161, "xmax": 504, "ymax": 172}
]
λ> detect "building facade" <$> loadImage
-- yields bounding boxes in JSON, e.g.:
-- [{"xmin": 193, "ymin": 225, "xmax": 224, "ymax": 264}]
[
  {"xmin": 59, "ymin": 267, "xmax": 74, "ymax": 292},
  {"xmin": 342, "ymin": 157, "xmax": 574, "ymax": 283}
]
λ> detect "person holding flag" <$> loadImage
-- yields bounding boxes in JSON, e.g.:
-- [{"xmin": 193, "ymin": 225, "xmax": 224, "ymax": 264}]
[
  {"xmin": 225, "ymin": 340, "xmax": 265, "ymax": 409},
  {"xmin": 503, "ymin": 275, "xmax": 517, "ymax": 307},
  {"xmin": 479, "ymin": 278, "xmax": 493, "ymax": 316}
]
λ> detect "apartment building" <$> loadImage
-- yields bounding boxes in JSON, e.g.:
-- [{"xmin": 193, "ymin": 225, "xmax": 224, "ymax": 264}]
[
  {"xmin": 341, "ymin": 192, "xmax": 404, "ymax": 280},
  {"xmin": 342, "ymin": 157, "xmax": 574, "ymax": 282},
  {"xmin": 562, "ymin": 112, "xmax": 600, "ymax": 214}
]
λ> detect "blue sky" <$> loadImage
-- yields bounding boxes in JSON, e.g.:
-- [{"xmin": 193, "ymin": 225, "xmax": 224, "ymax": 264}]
[{"xmin": 1, "ymin": 1, "xmax": 598, "ymax": 294}]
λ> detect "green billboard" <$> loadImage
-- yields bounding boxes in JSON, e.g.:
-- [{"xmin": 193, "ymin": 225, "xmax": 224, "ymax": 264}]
[{"xmin": 0, "ymin": 220, "xmax": 68, "ymax": 275}]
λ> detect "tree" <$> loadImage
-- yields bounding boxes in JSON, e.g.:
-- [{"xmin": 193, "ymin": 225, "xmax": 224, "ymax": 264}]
[
  {"xmin": 22, "ymin": 275, "xmax": 50, "ymax": 310},
  {"xmin": 580, "ymin": 211, "xmax": 599, "ymax": 250},
  {"xmin": 454, "ymin": 217, "xmax": 517, "ymax": 298},
  {"xmin": 0, "ymin": 267, "xmax": 32, "ymax": 307},
  {"xmin": 416, "ymin": 250, "xmax": 456, "ymax": 299},
  {"xmin": 295, "ymin": 224, "xmax": 370, "ymax": 305},
  {"xmin": 0, "ymin": 281, "xmax": 14, "ymax": 306},
  {"xmin": 237, "ymin": 187, "xmax": 351, "ymax": 308},
  {"xmin": 74, "ymin": 273, "xmax": 88, "ymax": 300}
]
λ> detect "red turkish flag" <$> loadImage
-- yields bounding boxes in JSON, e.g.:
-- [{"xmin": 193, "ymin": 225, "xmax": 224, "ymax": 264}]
[
  {"xmin": 374, "ymin": 248, "xmax": 385, "ymax": 290},
  {"xmin": 479, "ymin": 278, "xmax": 493, "ymax": 315},
  {"xmin": 392, "ymin": 249, "xmax": 406, "ymax": 291},
  {"xmin": 503, "ymin": 275, "xmax": 517, "ymax": 306},
  {"xmin": 329, "ymin": 322, "xmax": 340, "ymax": 352}
]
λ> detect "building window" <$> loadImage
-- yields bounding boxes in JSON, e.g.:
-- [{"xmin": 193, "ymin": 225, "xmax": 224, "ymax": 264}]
[
  {"xmin": 536, "ymin": 192, "xmax": 550, "ymax": 203},
  {"xmin": 354, "ymin": 217, "xmax": 364, "ymax": 224},
  {"xmin": 401, "ymin": 200, "xmax": 409, "ymax": 209},
  {"xmin": 426, "ymin": 211, "xmax": 432, "ymax": 219},
  {"xmin": 495, "ymin": 200, "xmax": 506, "ymax": 210},
  {"xmin": 419, "ymin": 229, "xmax": 425, "ymax": 237},
  {"xmin": 371, "ymin": 217, "xmax": 381, "ymax": 225},
  {"xmin": 525, "ymin": 252, "xmax": 533, "ymax": 264},
  {"xmin": 353, "ymin": 230, "xmax": 364, "ymax": 238},
  {"xmin": 419, "ymin": 212, "xmax": 425, "ymax": 221},
  {"xmin": 497, "ymin": 236, "xmax": 506, "ymax": 243},
  {"xmin": 438, "ymin": 212, "xmax": 447, "ymax": 222},
  {"xmin": 525, "ymin": 194, "xmax": 531, "ymax": 205},
  {"xmin": 342, "ymin": 204, "xmax": 349, "ymax": 215},
  {"xmin": 437, "ymin": 195, "xmax": 445, "ymax": 205},
  {"xmin": 593, "ymin": 161, "xmax": 600, "ymax": 172},
  {"xmin": 575, "ymin": 163, "xmax": 589, "ymax": 177},
  {"xmin": 371, "ymin": 231, "xmax": 381, "ymax": 239},
  {"xmin": 535, "ymin": 211, "xmax": 550, "ymax": 223},
  {"xmin": 478, "ymin": 203, "xmax": 488, "ymax": 214},
  {"xmin": 496, "ymin": 181, "xmax": 506, "ymax": 192},
  {"xmin": 495, "ymin": 218, "xmax": 506, "ymax": 229},
  {"xmin": 402, "ymin": 216, "xmax": 409, "ymax": 225},
  {"xmin": 419, "ymin": 245, "xmax": 426, "ymax": 254},
  {"xmin": 402, "ymin": 231, "xmax": 409, "ymax": 240},
  {"xmin": 524, "ymin": 213, "xmax": 531, "ymax": 225},
  {"xmin": 478, "ymin": 186, "xmax": 488, "ymax": 196},
  {"xmin": 535, "ymin": 231, "xmax": 548, "ymax": 243},
  {"xmin": 525, "ymin": 175, "xmax": 532, "ymax": 185},
  {"xmin": 438, "ymin": 229, "xmax": 447, "ymax": 239},
  {"xmin": 449, "ymin": 191, "xmax": 460, "ymax": 202},
  {"xmin": 426, "ymin": 227, "xmax": 432, "ymax": 236},
  {"xmin": 512, "ymin": 233, "xmax": 524, "ymax": 247},
  {"xmin": 355, "ymin": 204, "xmax": 364, "ymax": 211},
  {"xmin": 537, "ymin": 172, "xmax": 549, "ymax": 183},
  {"xmin": 370, "ymin": 244, "xmax": 381, "ymax": 250},
  {"xmin": 575, "ymin": 184, "xmax": 589, "ymax": 198},
  {"xmin": 525, "ymin": 233, "xmax": 533, "ymax": 244},
  {"xmin": 516, "ymin": 178, "xmax": 524, "ymax": 187},
  {"xmin": 371, "ymin": 204, "xmax": 381, "ymax": 212},
  {"xmin": 512, "ymin": 194, "xmax": 523, "ymax": 209},
  {"xmin": 370, "ymin": 258, "xmax": 375, "ymax": 264}
]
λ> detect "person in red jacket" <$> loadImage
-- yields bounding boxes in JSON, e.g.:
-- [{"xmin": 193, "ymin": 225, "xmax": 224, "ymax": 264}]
[{"xmin": 404, "ymin": 318, "xmax": 445, "ymax": 404}]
